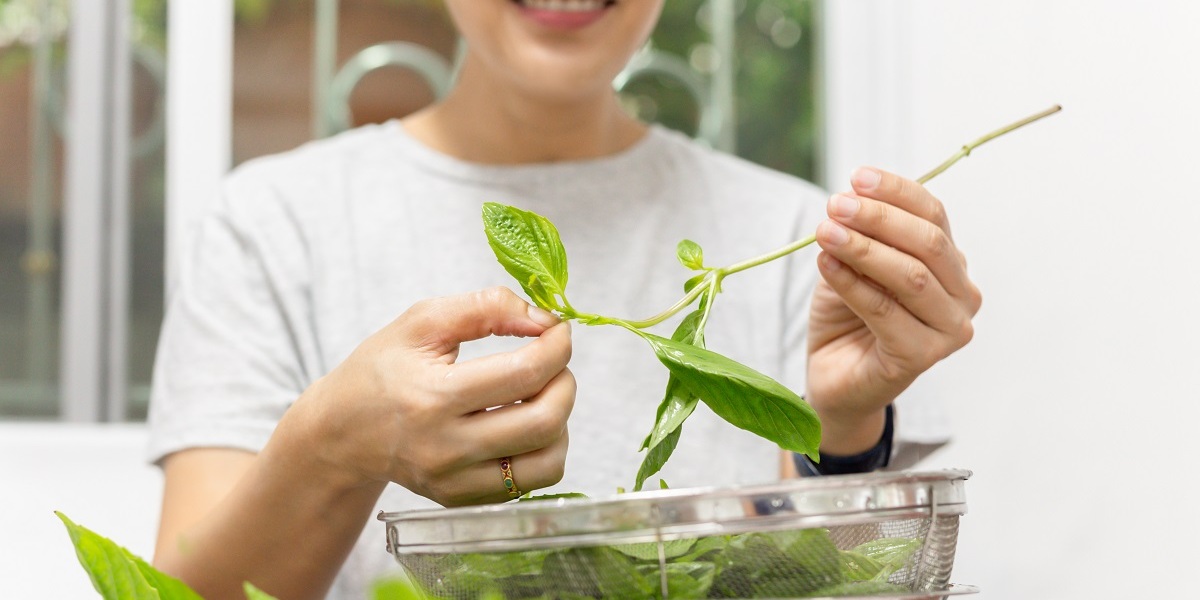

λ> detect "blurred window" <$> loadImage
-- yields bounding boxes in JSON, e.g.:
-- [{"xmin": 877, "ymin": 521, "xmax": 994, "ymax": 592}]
[{"xmin": 0, "ymin": 0, "xmax": 820, "ymax": 421}]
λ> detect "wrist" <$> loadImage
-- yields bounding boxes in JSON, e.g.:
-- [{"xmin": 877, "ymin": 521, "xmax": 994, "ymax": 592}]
[
  {"xmin": 812, "ymin": 401, "xmax": 889, "ymax": 456},
  {"xmin": 796, "ymin": 405, "xmax": 894, "ymax": 476},
  {"xmin": 268, "ymin": 376, "xmax": 386, "ymax": 496}
]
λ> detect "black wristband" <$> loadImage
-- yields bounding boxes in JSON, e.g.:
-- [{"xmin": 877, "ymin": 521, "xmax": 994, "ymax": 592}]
[{"xmin": 794, "ymin": 404, "xmax": 894, "ymax": 477}]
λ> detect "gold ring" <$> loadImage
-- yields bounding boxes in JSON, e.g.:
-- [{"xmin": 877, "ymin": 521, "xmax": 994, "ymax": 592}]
[{"xmin": 499, "ymin": 456, "xmax": 522, "ymax": 499}]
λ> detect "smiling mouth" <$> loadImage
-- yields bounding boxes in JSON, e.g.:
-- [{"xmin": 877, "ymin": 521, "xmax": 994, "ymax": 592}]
[{"xmin": 511, "ymin": 0, "xmax": 617, "ymax": 12}]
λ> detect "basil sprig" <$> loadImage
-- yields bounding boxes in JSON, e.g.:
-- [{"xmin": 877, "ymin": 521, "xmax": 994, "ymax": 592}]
[{"xmin": 482, "ymin": 203, "xmax": 822, "ymax": 486}]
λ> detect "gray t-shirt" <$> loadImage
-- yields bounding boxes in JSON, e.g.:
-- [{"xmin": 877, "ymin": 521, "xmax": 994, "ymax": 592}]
[{"xmin": 148, "ymin": 122, "xmax": 942, "ymax": 597}]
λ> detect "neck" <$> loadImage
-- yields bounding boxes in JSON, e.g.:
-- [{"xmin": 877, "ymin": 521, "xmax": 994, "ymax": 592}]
[{"xmin": 403, "ymin": 56, "xmax": 648, "ymax": 165}]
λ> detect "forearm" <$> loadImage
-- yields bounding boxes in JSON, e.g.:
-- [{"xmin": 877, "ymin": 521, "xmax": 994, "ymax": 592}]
[{"xmin": 154, "ymin": 411, "xmax": 387, "ymax": 600}]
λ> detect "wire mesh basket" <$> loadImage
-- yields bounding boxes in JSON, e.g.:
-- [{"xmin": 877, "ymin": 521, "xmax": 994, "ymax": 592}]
[{"xmin": 380, "ymin": 469, "xmax": 975, "ymax": 599}]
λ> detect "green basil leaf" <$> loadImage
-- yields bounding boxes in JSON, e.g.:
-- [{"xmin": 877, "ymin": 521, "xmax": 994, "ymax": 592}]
[
  {"xmin": 640, "ymin": 377, "xmax": 699, "ymax": 453},
  {"xmin": 634, "ymin": 311, "xmax": 706, "ymax": 491},
  {"xmin": 640, "ymin": 312, "xmax": 704, "ymax": 453},
  {"xmin": 676, "ymin": 239, "xmax": 705, "ymax": 270},
  {"xmin": 852, "ymin": 537, "xmax": 921, "ymax": 580},
  {"xmin": 683, "ymin": 272, "xmax": 707, "ymax": 293},
  {"xmin": 780, "ymin": 528, "xmax": 845, "ymax": 590},
  {"xmin": 636, "ymin": 561, "xmax": 716, "ymax": 598},
  {"xmin": 713, "ymin": 530, "xmax": 844, "ymax": 597},
  {"xmin": 671, "ymin": 309, "xmax": 706, "ymax": 347},
  {"xmin": 839, "ymin": 551, "xmax": 885, "ymax": 581},
  {"xmin": 57, "ymin": 511, "xmax": 203, "ymax": 600},
  {"xmin": 635, "ymin": 333, "xmax": 821, "ymax": 460},
  {"xmin": 460, "ymin": 550, "xmax": 550, "ymax": 578},
  {"xmin": 673, "ymin": 536, "xmax": 728, "ymax": 564},
  {"xmin": 543, "ymin": 548, "xmax": 655, "ymax": 598},
  {"xmin": 634, "ymin": 421, "xmax": 684, "ymax": 492},
  {"xmin": 614, "ymin": 538, "xmax": 696, "ymax": 562},
  {"xmin": 482, "ymin": 202, "xmax": 570, "ymax": 312}
]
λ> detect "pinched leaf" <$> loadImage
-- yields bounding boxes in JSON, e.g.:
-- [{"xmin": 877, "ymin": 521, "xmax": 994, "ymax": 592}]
[
  {"xmin": 57, "ymin": 511, "xmax": 203, "ymax": 600},
  {"xmin": 676, "ymin": 239, "xmax": 705, "ymax": 270},
  {"xmin": 634, "ymin": 333, "xmax": 821, "ymax": 460},
  {"xmin": 482, "ymin": 202, "xmax": 570, "ymax": 312}
]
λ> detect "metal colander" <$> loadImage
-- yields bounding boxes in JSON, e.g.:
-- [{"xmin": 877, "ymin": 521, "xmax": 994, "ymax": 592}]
[{"xmin": 380, "ymin": 470, "xmax": 975, "ymax": 599}]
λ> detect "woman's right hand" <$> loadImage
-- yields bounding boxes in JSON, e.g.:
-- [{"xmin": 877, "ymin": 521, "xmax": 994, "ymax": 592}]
[{"xmin": 278, "ymin": 286, "xmax": 575, "ymax": 506}]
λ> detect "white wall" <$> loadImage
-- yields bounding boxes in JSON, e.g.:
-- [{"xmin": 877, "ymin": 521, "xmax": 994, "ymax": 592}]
[
  {"xmin": 0, "ymin": 425, "xmax": 162, "ymax": 597},
  {"xmin": 825, "ymin": 2, "xmax": 1200, "ymax": 598}
]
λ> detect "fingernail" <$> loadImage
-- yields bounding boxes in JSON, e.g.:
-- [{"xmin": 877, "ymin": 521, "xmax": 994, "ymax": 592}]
[
  {"xmin": 821, "ymin": 253, "xmax": 842, "ymax": 272},
  {"xmin": 852, "ymin": 167, "xmax": 881, "ymax": 190},
  {"xmin": 528, "ymin": 305, "xmax": 560, "ymax": 327},
  {"xmin": 818, "ymin": 220, "xmax": 849, "ymax": 246},
  {"xmin": 829, "ymin": 194, "xmax": 859, "ymax": 218}
]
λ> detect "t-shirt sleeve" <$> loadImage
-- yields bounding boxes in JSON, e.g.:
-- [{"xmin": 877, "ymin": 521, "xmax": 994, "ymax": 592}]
[{"xmin": 147, "ymin": 174, "xmax": 318, "ymax": 464}]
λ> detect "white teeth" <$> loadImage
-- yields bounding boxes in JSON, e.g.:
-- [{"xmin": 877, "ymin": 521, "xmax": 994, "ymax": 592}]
[{"xmin": 520, "ymin": 0, "xmax": 609, "ymax": 12}]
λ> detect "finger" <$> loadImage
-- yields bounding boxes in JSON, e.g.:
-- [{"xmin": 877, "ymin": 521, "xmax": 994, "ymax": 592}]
[
  {"xmin": 816, "ymin": 219, "xmax": 968, "ymax": 335},
  {"xmin": 442, "ymin": 429, "xmax": 571, "ymax": 506},
  {"xmin": 850, "ymin": 167, "xmax": 952, "ymax": 238},
  {"xmin": 826, "ymin": 194, "xmax": 978, "ymax": 303},
  {"xmin": 814, "ymin": 250, "xmax": 936, "ymax": 368},
  {"xmin": 395, "ymin": 287, "xmax": 561, "ymax": 355},
  {"xmin": 457, "ymin": 368, "xmax": 575, "ymax": 459},
  {"xmin": 443, "ymin": 322, "xmax": 572, "ymax": 412}
]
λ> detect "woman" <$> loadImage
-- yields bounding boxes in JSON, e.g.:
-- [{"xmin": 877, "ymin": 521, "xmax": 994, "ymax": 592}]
[{"xmin": 149, "ymin": 1, "xmax": 980, "ymax": 598}]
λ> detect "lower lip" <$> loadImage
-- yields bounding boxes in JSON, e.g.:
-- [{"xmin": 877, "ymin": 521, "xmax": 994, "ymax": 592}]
[{"xmin": 517, "ymin": 5, "xmax": 609, "ymax": 30}]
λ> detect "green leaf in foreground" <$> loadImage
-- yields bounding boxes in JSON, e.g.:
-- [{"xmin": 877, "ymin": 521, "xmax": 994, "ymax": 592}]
[
  {"xmin": 57, "ymin": 511, "xmax": 203, "ymax": 600},
  {"xmin": 635, "ymin": 332, "xmax": 822, "ymax": 460},
  {"xmin": 482, "ymin": 202, "xmax": 571, "ymax": 313},
  {"xmin": 370, "ymin": 578, "xmax": 421, "ymax": 600},
  {"xmin": 242, "ymin": 582, "xmax": 279, "ymax": 600}
]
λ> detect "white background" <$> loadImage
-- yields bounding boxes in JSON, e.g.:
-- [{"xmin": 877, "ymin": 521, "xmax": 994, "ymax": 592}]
[{"xmin": 825, "ymin": 1, "xmax": 1200, "ymax": 598}]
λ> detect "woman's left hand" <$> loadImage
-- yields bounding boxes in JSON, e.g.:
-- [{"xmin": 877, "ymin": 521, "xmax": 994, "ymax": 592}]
[{"xmin": 806, "ymin": 167, "xmax": 982, "ymax": 454}]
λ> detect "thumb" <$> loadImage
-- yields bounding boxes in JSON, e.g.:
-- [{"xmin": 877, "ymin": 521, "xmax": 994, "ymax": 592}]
[{"xmin": 395, "ymin": 287, "xmax": 561, "ymax": 353}]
